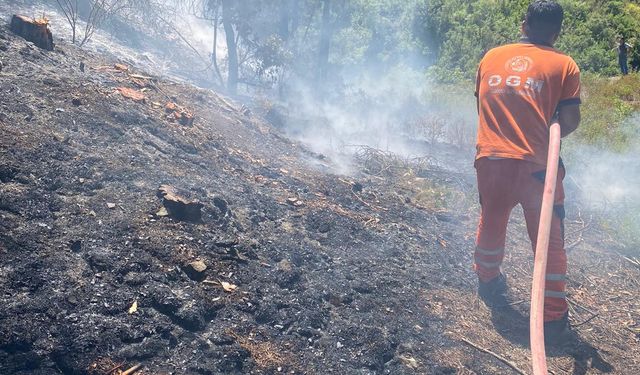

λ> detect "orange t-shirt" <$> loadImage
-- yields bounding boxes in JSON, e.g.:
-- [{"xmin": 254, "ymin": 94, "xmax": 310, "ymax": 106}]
[{"xmin": 475, "ymin": 42, "xmax": 581, "ymax": 166}]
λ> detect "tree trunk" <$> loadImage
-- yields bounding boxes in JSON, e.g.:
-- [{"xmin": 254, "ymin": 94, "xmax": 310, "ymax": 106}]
[
  {"xmin": 211, "ymin": 6, "xmax": 224, "ymax": 86},
  {"xmin": 317, "ymin": 0, "xmax": 332, "ymax": 82},
  {"xmin": 222, "ymin": 0, "xmax": 238, "ymax": 94}
]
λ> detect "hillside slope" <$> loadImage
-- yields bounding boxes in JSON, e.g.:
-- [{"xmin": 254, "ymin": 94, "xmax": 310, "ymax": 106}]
[{"xmin": 0, "ymin": 22, "xmax": 639, "ymax": 375}]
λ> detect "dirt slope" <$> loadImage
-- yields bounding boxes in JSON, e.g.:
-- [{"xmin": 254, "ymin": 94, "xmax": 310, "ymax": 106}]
[{"xmin": 0, "ymin": 23, "xmax": 639, "ymax": 375}]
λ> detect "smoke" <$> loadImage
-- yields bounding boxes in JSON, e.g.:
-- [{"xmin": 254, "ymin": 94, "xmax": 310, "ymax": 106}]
[
  {"xmin": 279, "ymin": 65, "xmax": 421, "ymax": 172},
  {"xmin": 569, "ymin": 148, "xmax": 640, "ymax": 206},
  {"xmin": 276, "ymin": 64, "xmax": 478, "ymax": 175},
  {"xmin": 567, "ymin": 113, "xmax": 640, "ymax": 204},
  {"xmin": 565, "ymin": 114, "xmax": 640, "ymax": 246}
]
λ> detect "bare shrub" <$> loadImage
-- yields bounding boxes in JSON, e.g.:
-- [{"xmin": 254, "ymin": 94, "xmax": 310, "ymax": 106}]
[
  {"xmin": 56, "ymin": 0, "xmax": 128, "ymax": 46},
  {"xmin": 446, "ymin": 117, "xmax": 476, "ymax": 149},
  {"xmin": 352, "ymin": 145, "xmax": 431, "ymax": 177},
  {"xmin": 408, "ymin": 115, "xmax": 447, "ymax": 144}
]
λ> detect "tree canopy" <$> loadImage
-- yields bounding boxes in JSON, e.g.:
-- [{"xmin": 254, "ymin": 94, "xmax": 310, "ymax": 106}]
[{"xmin": 108, "ymin": 0, "xmax": 640, "ymax": 90}]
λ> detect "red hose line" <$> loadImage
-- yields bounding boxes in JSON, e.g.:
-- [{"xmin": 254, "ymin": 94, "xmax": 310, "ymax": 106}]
[{"xmin": 530, "ymin": 122, "xmax": 562, "ymax": 375}]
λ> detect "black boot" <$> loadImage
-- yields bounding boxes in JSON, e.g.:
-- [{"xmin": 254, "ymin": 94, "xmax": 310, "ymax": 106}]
[
  {"xmin": 478, "ymin": 273, "xmax": 509, "ymax": 306},
  {"xmin": 544, "ymin": 312, "xmax": 572, "ymax": 346}
]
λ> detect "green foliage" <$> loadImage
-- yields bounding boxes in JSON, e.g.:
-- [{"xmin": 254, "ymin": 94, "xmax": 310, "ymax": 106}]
[
  {"xmin": 576, "ymin": 73, "xmax": 640, "ymax": 149},
  {"xmin": 332, "ymin": 0, "xmax": 422, "ymax": 66},
  {"xmin": 418, "ymin": 0, "xmax": 640, "ymax": 80},
  {"xmin": 418, "ymin": 0, "xmax": 530, "ymax": 81}
]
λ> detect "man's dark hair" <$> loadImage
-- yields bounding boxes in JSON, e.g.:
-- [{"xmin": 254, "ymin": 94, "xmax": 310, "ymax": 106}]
[{"xmin": 525, "ymin": 0, "xmax": 564, "ymax": 42}]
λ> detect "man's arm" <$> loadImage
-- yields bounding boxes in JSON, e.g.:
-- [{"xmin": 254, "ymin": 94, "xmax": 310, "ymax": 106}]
[
  {"xmin": 475, "ymin": 68, "xmax": 481, "ymax": 114},
  {"xmin": 557, "ymin": 104, "xmax": 580, "ymax": 137}
]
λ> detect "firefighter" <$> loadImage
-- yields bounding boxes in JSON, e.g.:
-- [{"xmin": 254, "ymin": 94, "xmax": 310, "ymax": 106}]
[{"xmin": 473, "ymin": 0, "xmax": 581, "ymax": 345}]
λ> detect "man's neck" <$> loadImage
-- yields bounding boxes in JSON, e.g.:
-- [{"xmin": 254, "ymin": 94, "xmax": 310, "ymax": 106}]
[{"xmin": 520, "ymin": 36, "xmax": 553, "ymax": 47}]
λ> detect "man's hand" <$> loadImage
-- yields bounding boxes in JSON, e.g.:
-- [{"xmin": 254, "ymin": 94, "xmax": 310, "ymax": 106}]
[{"xmin": 557, "ymin": 104, "xmax": 580, "ymax": 137}]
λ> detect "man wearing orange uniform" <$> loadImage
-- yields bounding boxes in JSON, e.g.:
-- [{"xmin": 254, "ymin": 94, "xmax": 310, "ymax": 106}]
[{"xmin": 474, "ymin": 0, "xmax": 581, "ymax": 345}]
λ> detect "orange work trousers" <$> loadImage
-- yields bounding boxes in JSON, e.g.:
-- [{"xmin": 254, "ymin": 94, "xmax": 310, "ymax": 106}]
[{"xmin": 474, "ymin": 157, "xmax": 568, "ymax": 322}]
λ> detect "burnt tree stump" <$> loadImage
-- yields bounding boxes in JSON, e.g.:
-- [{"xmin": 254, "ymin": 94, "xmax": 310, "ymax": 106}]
[{"xmin": 10, "ymin": 15, "xmax": 54, "ymax": 51}]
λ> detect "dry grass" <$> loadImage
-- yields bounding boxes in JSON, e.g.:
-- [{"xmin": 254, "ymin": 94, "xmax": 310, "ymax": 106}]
[
  {"xmin": 228, "ymin": 330, "xmax": 290, "ymax": 369},
  {"xmin": 352, "ymin": 145, "xmax": 470, "ymax": 212},
  {"xmin": 352, "ymin": 146, "xmax": 432, "ymax": 177}
]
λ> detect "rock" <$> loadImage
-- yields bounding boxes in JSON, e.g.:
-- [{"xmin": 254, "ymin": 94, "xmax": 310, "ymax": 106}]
[
  {"xmin": 10, "ymin": 15, "xmax": 54, "ymax": 51},
  {"xmin": 286, "ymin": 197, "xmax": 304, "ymax": 207},
  {"xmin": 155, "ymin": 207, "xmax": 169, "ymax": 217},
  {"xmin": 106, "ymin": 202, "xmax": 116, "ymax": 209},
  {"xmin": 164, "ymin": 102, "xmax": 194, "ymax": 126},
  {"xmin": 72, "ymin": 97, "xmax": 81, "ymax": 106},
  {"xmin": 156, "ymin": 185, "xmax": 203, "ymax": 222},
  {"xmin": 183, "ymin": 260, "xmax": 207, "ymax": 281}
]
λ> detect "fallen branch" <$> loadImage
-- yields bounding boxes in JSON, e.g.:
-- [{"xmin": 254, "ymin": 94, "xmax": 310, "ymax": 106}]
[
  {"xmin": 565, "ymin": 220, "xmax": 591, "ymax": 237},
  {"xmin": 105, "ymin": 362, "xmax": 124, "ymax": 374},
  {"xmin": 623, "ymin": 256, "xmax": 640, "ymax": 269},
  {"xmin": 565, "ymin": 210, "xmax": 590, "ymax": 254},
  {"xmin": 351, "ymin": 190, "xmax": 373, "ymax": 208},
  {"xmin": 624, "ymin": 326, "xmax": 640, "ymax": 335},
  {"xmin": 121, "ymin": 363, "xmax": 142, "ymax": 375},
  {"xmin": 566, "ymin": 238, "xmax": 582, "ymax": 251},
  {"xmin": 567, "ymin": 297, "xmax": 597, "ymax": 316},
  {"xmin": 460, "ymin": 337, "xmax": 526, "ymax": 375},
  {"xmin": 573, "ymin": 313, "xmax": 599, "ymax": 328}
]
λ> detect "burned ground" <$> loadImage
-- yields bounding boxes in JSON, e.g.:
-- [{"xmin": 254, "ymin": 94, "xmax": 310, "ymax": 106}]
[{"xmin": 0, "ymin": 23, "xmax": 639, "ymax": 375}]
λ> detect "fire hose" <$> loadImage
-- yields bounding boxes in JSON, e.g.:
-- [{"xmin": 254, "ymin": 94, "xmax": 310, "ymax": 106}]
[{"xmin": 530, "ymin": 121, "xmax": 562, "ymax": 375}]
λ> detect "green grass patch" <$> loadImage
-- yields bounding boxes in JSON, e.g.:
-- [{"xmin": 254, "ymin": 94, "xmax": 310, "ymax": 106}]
[{"xmin": 577, "ymin": 73, "xmax": 640, "ymax": 150}]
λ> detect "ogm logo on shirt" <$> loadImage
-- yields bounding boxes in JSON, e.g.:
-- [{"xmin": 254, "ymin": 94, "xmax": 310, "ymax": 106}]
[{"xmin": 505, "ymin": 56, "xmax": 533, "ymax": 73}]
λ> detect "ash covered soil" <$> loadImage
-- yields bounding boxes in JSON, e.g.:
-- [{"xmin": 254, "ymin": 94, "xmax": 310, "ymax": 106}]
[{"xmin": 1, "ymin": 24, "xmax": 639, "ymax": 375}]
